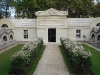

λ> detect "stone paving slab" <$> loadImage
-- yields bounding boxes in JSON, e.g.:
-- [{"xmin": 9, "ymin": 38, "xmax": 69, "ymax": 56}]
[
  {"xmin": 87, "ymin": 41, "xmax": 100, "ymax": 49},
  {"xmin": 0, "ymin": 41, "xmax": 16, "ymax": 50},
  {"xmin": 0, "ymin": 41, "xmax": 19, "ymax": 54},
  {"xmin": 33, "ymin": 44, "xmax": 70, "ymax": 75},
  {"xmin": 85, "ymin": 43, "xmax": 100, "ymax": 51}
]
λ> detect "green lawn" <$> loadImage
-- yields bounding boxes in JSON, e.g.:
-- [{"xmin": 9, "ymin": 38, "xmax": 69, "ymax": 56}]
[
  {"xmin": 27, "ymin": 45, "xmax": 46, "ymax": 75},
  {"xmin": 82, "ymin": 44, "xmax": 100, "ymax": 75},
  {"xmin": 59, "ymin": 44, "xmax": 100, "ymax": 75},
  {"xmin": 59, "ymin": 46, "xmax": 76, "ymax": 75},
  {"xmin": 0, "ymin": 43, "xmax": 99, "ymax": 75},
  {"xmin": 0, "ymin": 44, "xmax": 24, "ymax": 75},
  {"xmin": 0, "ymin": 44, "xmax": 45, "ymax": 75}
]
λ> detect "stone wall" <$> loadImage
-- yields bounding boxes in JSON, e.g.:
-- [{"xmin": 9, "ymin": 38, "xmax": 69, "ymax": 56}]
[
  {"xmin": 11, "ymin": 19, "xmax": 37, "ymax": 41},
  {"xmin": 67, "ymin": 18, "xmax": 94, "ymax": 27},
  {"xmin": 11, "ymin": 19, "xmax": 37, "ymax": 28},
  {"xmin": 0, "ymin": 17, "xmax": 100, "ymax": 43}
]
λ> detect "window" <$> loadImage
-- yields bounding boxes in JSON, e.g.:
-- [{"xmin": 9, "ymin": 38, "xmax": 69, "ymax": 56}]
[
  {"xmin": 24, "ymin": 30, "xmax": 28, "ymax": 39},
  {"xmin": 76, "ymin": 30, "xmax": 81, "ymax": 38},
  {"xmin": 1, "ymin": 24, "xmax": 8, "ymax": 28}
]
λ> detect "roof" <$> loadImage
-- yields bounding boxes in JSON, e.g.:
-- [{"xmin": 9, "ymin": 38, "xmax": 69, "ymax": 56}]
[
  {"xmin": 91, "ymin": 27, "xmax": 100, "ymax": 33},
  {"xmin": 0, "ymin": 28, "xmax": 13, "ymax": 38}
]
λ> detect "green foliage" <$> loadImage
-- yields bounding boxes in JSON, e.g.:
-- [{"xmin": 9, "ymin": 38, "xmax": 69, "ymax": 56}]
[
  {"xmin": 0, "ymin": 11, "xmax": 3, "ymax": 19},
  {"xmin": 0, "ymin": 44, "xmax": 24, "ymax": 75},
  {"xmin": 83, "ymin": 35, "xmax": 86, "ymax": 39},
  {"xmin": 10, "ymin": 0, "xmax": 95, "ymax": 18},
  {"xmin": 59, "ymin": 46, "xmax": 75, "ymax": 75},
  {"xmin": 60, "ymin": 37, "xmax": 92, "ymax": 74},
  {"xmin": 10, "ymin": 56, "xmax": 27, "ymax": 74},
  {"xmin": 67, "ymin": 0, "xmax": 95, "ymax": 18},
  {"xmin": 27, "ymin": 46, "xmax": 45, "ymax": 75},
  {"xmin": 83, "ymin": 44, "xmax": 100, "ymax": 75},
  {"xmin": 10, "ymin": 37, "xmax": 44, "ymax": 74},
  {"xmin": 0, "ymin": 0, "xmax": 13, "ymax": 18},
  {"xmin": 83, "ymin": 35, "xmax": 86, "ymax": 42}
]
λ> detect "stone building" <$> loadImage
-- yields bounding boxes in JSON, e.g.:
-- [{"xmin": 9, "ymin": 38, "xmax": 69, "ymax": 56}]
[{"xmin": 0, "ymin": 8, "xmax": 100, "ymax": 45}]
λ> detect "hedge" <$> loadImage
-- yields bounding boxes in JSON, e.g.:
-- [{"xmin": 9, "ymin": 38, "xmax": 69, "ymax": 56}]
[
  {"xmin": 10, "ymin": 37, "xmax": 43, "ymax": 74},
  {"xmin": 60, "ymin": 37, "xmax": 92, "ymax": 74}
]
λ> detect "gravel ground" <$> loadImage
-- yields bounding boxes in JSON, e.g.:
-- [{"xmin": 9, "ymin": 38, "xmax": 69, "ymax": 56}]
[{"xmin": 33, "ymin": 44, "xmax": 70, "ymax": 75}]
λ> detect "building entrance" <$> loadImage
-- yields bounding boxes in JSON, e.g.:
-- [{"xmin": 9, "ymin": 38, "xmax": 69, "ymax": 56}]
[{"xmin": 48, "ymin": 28, "xmax": 56, "ymax": 42}]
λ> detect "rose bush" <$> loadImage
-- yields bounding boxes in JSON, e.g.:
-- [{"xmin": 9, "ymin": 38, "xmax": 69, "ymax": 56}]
[
  {"xmin": 10, "ymin": 37, "xmax": 43, "ymax": 74},
  {"xmin": 60, "ymin": 37, "xmax": 92, "ymax": 74}
]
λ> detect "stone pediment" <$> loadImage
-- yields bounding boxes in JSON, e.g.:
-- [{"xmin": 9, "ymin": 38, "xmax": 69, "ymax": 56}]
[{"xmin": 35, "ymin": 8, "xmax": 68, "ymax": 16}]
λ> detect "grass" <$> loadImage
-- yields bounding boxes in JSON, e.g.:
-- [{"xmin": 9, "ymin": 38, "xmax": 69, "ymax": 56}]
[
  {"xmin": 82, "ymin": 44, "xmax": 100, "ymax": 75},
  {"xmin": 27, "ymin": 45, "xmax": 46, "ymax": 75},
  {"xmin": 1, "ymin": 43, "xmax": 99, "ymax": 75},
  {"xmin": 59, "ymin": 46, "xmax": 76, "ymax": 75},
  {"xmin": 0, "ymin": 44, "xmax": 45, "ymax": 75},
  {"xmin": 60, "ymin": 44, "xmax": 100, "ymax": 75},
  {"xmin": 0, "ymin": 44, "xmax": 24, "ymax": 75}
]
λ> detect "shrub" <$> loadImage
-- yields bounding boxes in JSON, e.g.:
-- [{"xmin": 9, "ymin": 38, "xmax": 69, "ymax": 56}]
[
  {"xmin": 60, "ymin": 37, "xmax": 92, "ymax": 74},
  {"xmin": 10, "ymin": 37, "xmax": 44, "ymax": 74}
]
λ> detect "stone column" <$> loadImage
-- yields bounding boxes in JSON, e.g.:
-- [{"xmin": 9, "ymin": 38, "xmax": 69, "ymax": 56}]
[{"xmin": 95, "ymin": 34, "xmax": 98, "ymax": 42}]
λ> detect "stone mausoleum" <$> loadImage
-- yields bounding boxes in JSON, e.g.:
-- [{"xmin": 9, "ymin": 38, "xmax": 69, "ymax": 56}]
[{"xmin": 0, "ymin": 8, "xmax": 100, "ymax": 45}]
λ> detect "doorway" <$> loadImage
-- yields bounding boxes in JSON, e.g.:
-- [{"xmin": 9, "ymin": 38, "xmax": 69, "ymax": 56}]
[
  {"xmin": 48, "ymin": 28, "xmax": 56, "ymax": 42},
  {"xmin": 98, "ymin": 35, "xmax": 100, "ymax": 42}
]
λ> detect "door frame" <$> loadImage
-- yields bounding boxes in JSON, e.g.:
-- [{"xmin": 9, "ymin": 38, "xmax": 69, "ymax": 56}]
[{"xmin": 48, "ymin": 28, "xmax": 56, "ymax": 42}]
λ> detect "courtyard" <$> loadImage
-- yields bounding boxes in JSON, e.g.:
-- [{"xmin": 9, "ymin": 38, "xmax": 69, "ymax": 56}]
[
  {"xmin": 0, "ymin": 1, "xmax": 100, "ymax": 75},
  {"xmin": 0, "ymin": 39, "xmax": 100, "ymax": 75},
  {"xmin": 0, "ymin": 11, "xmax": 100, "ymax": 74}
]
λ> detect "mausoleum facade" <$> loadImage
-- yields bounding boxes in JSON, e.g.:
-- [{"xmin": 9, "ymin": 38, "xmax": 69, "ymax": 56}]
[{"xmin": 0, "ymin": 8, "xmax": 100, "ymax": 45}]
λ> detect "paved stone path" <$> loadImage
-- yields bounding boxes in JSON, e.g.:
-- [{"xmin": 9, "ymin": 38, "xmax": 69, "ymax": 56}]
[
  {"xmin": 85, "ymin": 43, "xmax": 100, "ymax": 51},
  {"xmin": 33, "ymin": 44, "xmax": 70, "ymax": 75},
  {"xmin": 87, "ymin": 41, "xmax": 100, "ymax": 49}
]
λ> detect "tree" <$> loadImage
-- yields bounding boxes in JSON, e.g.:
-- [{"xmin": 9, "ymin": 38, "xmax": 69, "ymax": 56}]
[
  {"xmin": 65, "ymin": 0, "xmax": 95, "ymax": 18},
  {"xmin": 92, "ymin": 2, "xmax": 100, "ymax": 17},
  {"xmin": 83, "ymin": 35, "xmax": 86, "ymax": 42},
  {"xmin": 11, "ymin": 0, "xmax": 95, "ymax": 18},
  {"xmin": 0, "ymin": 0, "xmax": 13, "ymax": 18},
  {"xmin": 0, "ymin": 11, "xmax": 3, "ymax": 19}
]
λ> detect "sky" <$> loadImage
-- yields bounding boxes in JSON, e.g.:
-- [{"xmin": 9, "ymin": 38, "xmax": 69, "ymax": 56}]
[
  {"xmin": 93, "ymin": 0, "xmax": 100, "ymax": 4},
  {"xmin": 0, "ymin": 0, "xmax": 15, "ymax": 18},
  {"xmin": 9, "ymin": 7, "xmax": 15, "ymax": 19}
]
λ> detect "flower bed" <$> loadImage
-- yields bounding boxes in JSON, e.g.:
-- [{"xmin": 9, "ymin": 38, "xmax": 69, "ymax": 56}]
[
  {"xmin": 10, "ymin": 37, "xmax": 43, "ymax": 74},
  {"xmin": 60, "ymin": 37, "xmax": 92, "ymax": 74}
]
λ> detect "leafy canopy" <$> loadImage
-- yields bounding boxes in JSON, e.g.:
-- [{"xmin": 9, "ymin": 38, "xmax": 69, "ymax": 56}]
[{"xmin": 11, "ymin": 0, "xmax": 95, "ymax": 18}]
